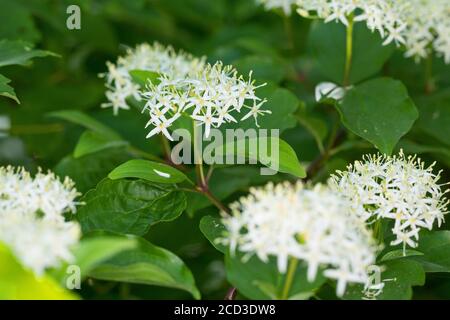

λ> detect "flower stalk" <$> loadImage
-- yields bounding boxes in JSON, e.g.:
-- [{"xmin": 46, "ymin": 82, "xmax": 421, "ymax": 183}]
[
  {"xmin": 343, "ymin": 13, "xmax": 354, "ymax": 86},
  {"xmin": 281, "ymin": 258, "xmax": 299, "ymax": 299}
]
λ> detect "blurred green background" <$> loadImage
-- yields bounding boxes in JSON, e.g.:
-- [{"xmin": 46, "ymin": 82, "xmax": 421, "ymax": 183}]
[{"xmin": 0, "ymin": 0, "xmax": 449, "ymax": 299}]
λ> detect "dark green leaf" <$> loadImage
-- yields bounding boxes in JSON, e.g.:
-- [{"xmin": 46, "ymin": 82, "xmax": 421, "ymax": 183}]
[
  {"xmin": 77, "ymin": 178, "xmax": 187, "ymax": 236},
  {"xmin": 338, "ymin": 77, "xmax": 418, "ymax": 155},
  {"xmin": 344, "ymin": 259, "xmax": 425, "ymax": 300},
  {"xmin": 416, "ymin": 89, "xmax": 450, "ymax": 148},
  {"xmin": 233, "ymin": 55, "xmax": 286, "ymax": 83},
  {"xmin": 414, "ymin": 231, "xmax": 450, "ymax": 273},
  {"xmin": 308, "ymin": 21, "xmax": 394, "ymax": 84},
  {"xmin": 225, "ymin": 253, "xmax": 326, "ymax": 300},
  {"xmin": 54, "ymin": 147, "xmax": 132, "ymax": 193}
]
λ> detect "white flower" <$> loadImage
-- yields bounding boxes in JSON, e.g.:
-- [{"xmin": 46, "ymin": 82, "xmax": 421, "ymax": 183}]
[
  {"xmin": 100, "ymin": 43, "xmax": 205, "ymax": 115},
  {"xmin": 296, "ymin": 0, "xmax": 450, "ymax": 63},
  {"xmin": 141, "ymin": 61, "xmax": 268, "ymax": 139},
  {"xmin": 314, "ymin": 82, "xmax": 347, "ymax": 102},
  {"xmin": 0, "ymin": 215, "xmax": 80, "ymax": 275},
  {"xmin": 0, "ymin": 166, "xmax": 81, "ymax": 275},
  {"xmin": 220, "ymin": 181, "xmax": 378, "ymax": 297},
  {"xmin": 256, "ymin": 0, "xmax": 298, "ymax": 16},
  {"xmin": 329, "ymin": 151, "xmax": 449, "ymax": 254},
  {"xmin": 102, "ymin": 43, "xmax": 269, "ymax": 140},
  {"xmin": 0, "ymin": 167, "xmax": 80, "ymax": 221}
]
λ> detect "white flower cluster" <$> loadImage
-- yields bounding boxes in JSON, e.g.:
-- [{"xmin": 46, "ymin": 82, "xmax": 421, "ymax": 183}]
[
  {"xmin": 221, "ymin": 182, "xmax": 378, "ymax": 297},
  {"xmin": 0, "ymin": 166, "xmax": 81, "ymax": 275},
  {"xmin": 296, "ymin": 0, "xmax": 450, "ymax": 63},
  {"xmin": 102, "ymin": 43, "xmax": 269, "ymax": 140},
  {"xmin": 256, "ymin": 0, "xmax": 298, "ymax": 15},
  {"xmin": 400, "ymin": 0, "xmax": 450, "ymax": 63},
  {"xmin": 329, "ymin": 152, "xmax": 449, "ymax": 253},
  {"xmin": 101, "ymin": 43, "xmax": 205, "ymax": 116}
]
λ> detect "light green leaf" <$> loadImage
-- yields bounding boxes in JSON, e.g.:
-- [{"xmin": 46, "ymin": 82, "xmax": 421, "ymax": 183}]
[
  {"xmin": 129, "ymin": 69, "xmax": 161, "ymax": 87},
  {"xmin": 0, "ymin": 243, "xmax": 76, "ymax": 300},
  {"xmin": 77, "ymin": 178, "xmax": 187, "ymax": 236},
  {"xmin": 0, "ymin": 74, "xmax": 19, "ymax": 103},
  {"xmin": 214, "ymin": 136, "xmax": 306, "ymax": 178},
  {"xmin": 0, "ymin": 40, "xmax": 57, "ymax": 67},
  {"xmin": 49, "ymin": 233, "xmax": 138, "ymax": 283},
  {"xmin": 338, "ymin": 77, "xmax": 418, "ymax": 155},
  {"xmin": 71, "ymin": 234, "xmax": 138, "ymax": 279},
  {"xmin": 48, "ymin": 110, "xmax": 121, "ymax": 140},
  {"xmin": 108, "ymin": 159, "xmax": 188, "ymax": 184},
  {"xmin": 199, "ymin": 215, "xmax": 226, "ymax": 254},
  {"xmin": 88, "ymin": 237, "xmax": 200, "ymax": 299},
  {"xmin": 74, "ymin": 130, "xmax": 128, "ymax": 158}
]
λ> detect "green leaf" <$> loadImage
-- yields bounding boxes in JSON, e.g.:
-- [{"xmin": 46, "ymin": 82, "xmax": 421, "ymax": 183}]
[
  {"xmin": 398, "ymin": 140, "xmax": 450, "ymax": 168},
  {"xmin": 337, "ymin": 77, "xmax": 418, "ymax": 155},
  {"xmin": 374, "ymin": 259, "xmax": 425, "ymax": 300},
  {"xmin": 48, "ymin": 110, "xmax": 121, "ymax": 140},
  {"xmin": 413, "ymin": 231, "xmax": 450, "ymax": 273},
  {"xmin": 108, "ymin": 159, "xmax": 188, "ymax": 184},
  {"xmin": 129, "ymin": 69, "xmax": 161, "ymax": 87},
  {"xmin": 225, "ymin": 253, "xmax": 326, "ymax": 300},
  {"xmin": 0, "ymin": 243, "xmax": 76, "ymax": 300},
  {"xmin": 74, "ymin": 130, "xmax": 129, "ymax": 158},
  {"xmin": 256, "ymin": 87, "xmax": 300, "ymax": 132},
  {"xmin": 0, "ymin": 74, "xmax": 19, "ymax": 103},
  {"xmin": 199, "ymin": 215, "xmax": 226, "ymax": 253},
  {"xmin": 77, "ymin": 178, "xmax": 187, "ymax": 236},
  {"xmin": 233, "ymin": 55, "xmax": 286, "ymax": 83},
  {"xmin": 219, "ymin": 86, "xmax": 299, "ymax": 134},
  {"xmin": 0, "ymin": 40, "xmax": 57, "ymax": 67},
  {"xmin": 214, "ymin": 136, "xmax": 306, "ymax": 178},
  {"xmin": 49, "ymin": 233, "xmax": 138, "ymax": 283},
  {"xmin": 72, "ymin": 234, "xmax": 138, "ymax": 278},
  {"xmin": 308, "ymin": 21, "xmax": 394, "ymax": 84},
  {"xmin": 380, "ymin": 249, "xmax": 424, "ymax": 262},
  {"xmin": 344, "ymin": 259, "xmax": 425, "ymax": 300},
  {"xmin": 54, "ymin": 147, "xmax": 132, "ymax": 194},
  {"xmin": 88, "ymin": 237, "xmax": 200, "ymax": 299}
]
